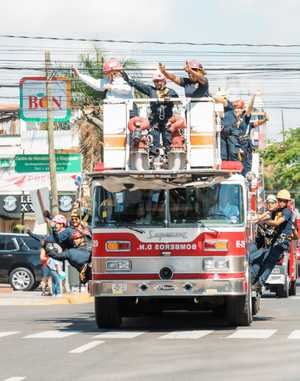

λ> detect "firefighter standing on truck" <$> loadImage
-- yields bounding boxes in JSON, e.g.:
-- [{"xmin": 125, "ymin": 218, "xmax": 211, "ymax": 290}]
[
  {"xmin": 253, "ymin": 190, "xmax": 293, "ymax": 292},
  {"xmin": 233, "ymin": 95, "xmax": 268, "ymax": 176},
  {"xmin": 122, "ymin": 69, "xmax": 178, "ymax": 155},
  {"xmin": 158, "ymin": 60, "xmax": 209, "ymax": 98},
  {"xmin": 214, "ymin": 91, "xmax": 241, "ymax": 161}
]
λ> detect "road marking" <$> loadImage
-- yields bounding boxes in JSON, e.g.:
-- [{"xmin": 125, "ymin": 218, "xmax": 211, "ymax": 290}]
[
  {"xmin": 3, "ymin": 377, "xmax": 26, "ymax": 381},
  {"xmin": 24, "ymin": 330, "xmax": 79, "ymax": 339},
  {"xmin": 69, "ymin": 340, "xmax": 105, "ymax": 354},
  {"xmin": 159, "ymin": 330, "xmax": 213, "ymax": 340},
  {"xmin": 94, "ymin": 331, "xmax": 145, "ymax": 339},
  {"xmin": 227, "ymin": 329, "xmax": 277, "ymax": 339},
  {"xmin": 0, "ymin": 331, "xmax": 20, "ymax": 338},
  {"xmin": 288, "ymin": 330, "xmax": 300, "ymax": 339}
]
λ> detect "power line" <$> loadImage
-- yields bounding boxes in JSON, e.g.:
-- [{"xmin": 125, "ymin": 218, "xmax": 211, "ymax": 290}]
[{"xmin": 1, "ymin": 34, "xmax": 300, "ymax": 48}]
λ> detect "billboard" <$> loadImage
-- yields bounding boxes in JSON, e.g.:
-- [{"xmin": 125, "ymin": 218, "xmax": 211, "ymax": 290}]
[{"xmin": 19, "ymin": 76, "xmax": 71, "ymax": 122}]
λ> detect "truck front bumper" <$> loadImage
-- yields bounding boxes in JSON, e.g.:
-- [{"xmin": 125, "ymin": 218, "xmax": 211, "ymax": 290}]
[{"xmin": 90, "ymin": 278, "xmax": 246, "ymax": 297}]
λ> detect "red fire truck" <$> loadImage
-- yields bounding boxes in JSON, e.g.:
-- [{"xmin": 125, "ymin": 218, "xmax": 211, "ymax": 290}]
[{"xmin": 89, "ymin": 98, "xmax": 262, "ymax": 328}]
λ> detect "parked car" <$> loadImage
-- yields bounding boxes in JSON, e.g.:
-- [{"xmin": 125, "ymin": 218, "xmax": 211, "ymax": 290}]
[{"xmin": 0, "ymin": 233, "xmax": 43, "ymax": 291}]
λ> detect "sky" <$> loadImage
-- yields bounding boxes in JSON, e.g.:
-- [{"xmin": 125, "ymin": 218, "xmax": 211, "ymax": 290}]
[{"xmin": 1, "ymin": 0, "xmax": 300, "ymax": 141}]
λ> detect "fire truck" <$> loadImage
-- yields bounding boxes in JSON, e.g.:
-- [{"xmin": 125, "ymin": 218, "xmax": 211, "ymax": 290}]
[{"xmin": 89, "ymin": 97, "xmax": 262, "ymax": 328}]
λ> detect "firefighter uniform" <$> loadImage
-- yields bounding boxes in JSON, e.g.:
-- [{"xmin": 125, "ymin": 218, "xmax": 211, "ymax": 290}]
[{"xmin": 123, "ymin": 74, "xmax": 178, "ymax": 154}]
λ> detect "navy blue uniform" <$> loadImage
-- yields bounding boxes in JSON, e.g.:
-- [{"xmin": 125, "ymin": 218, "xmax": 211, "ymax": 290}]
[
  {"xmin": 221, "ymin": 101, "xmax": 240, "ymax": 161},
  {"xmin": 239, "ymin": 114, "xmax": 254, "ymax": 175},
  {"xmin": 179, "ymin": 77, "xmax": 209, "ymax": 98},
  {"xmin": 47, "ymin": 243, "xmax": 91, "ymax": 272},
  {"xmin": 253, "ymin": 208, "xmax": 293, "ymax": 286},
  {"xmin": 126, "ymin": 77, "xmax": 178, "ymax": 154}
]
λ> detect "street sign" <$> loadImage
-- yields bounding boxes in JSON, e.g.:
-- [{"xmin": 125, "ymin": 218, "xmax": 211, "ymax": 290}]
[
  {"xmin": 19, "ymin": 76, "xmax": 71, "ymax": 122},
  {"xmin": 15, "ymin": 154, "xmax": 81, "ymax": 173}
]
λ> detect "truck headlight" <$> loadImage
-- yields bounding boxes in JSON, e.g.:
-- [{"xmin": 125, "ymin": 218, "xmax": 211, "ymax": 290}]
[
  {"xmin": 203, "ymin": 258, "xmax": 229, "ymax": 272},
  {"xmin": 106, "ymin": 259, "xmax": 132, "ymax": 272}
]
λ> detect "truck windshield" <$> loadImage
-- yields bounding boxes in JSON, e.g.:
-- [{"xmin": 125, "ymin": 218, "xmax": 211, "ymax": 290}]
[
  {"xmin": 93, "ymin": 187, "xmax": 165, "ymax": 227},
  {"xmin": 169, "ymin": 184, "xmax": 244, "ymax": 225}
]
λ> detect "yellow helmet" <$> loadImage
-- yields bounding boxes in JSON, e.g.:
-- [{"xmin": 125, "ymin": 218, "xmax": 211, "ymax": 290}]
[{"xmin": 276, "ymin": 189, "xmax": 291, "ymax": 201}]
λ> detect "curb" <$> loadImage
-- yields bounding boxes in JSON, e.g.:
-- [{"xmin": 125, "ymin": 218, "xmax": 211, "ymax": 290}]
[{"xmin": 0, "ymin": 293, "xmax": 94, "ymax": 306}]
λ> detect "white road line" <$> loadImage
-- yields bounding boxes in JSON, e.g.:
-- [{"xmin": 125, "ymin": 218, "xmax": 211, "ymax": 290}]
[
  {"xmin": 0, "ymin": 331, "xmax": 20, "ymax": 338},
  {"xmin": 3, "ymin": 377, "xmax": 26, "ymax": 381},
  {"xmin": 69, "ymin": 340, "xmax": 105, "ymax": 354},
  {"xmin": 288, "ymin": 330, "xmax": 300, "ymax": 339},
  {"xmin": 227, "ymin": 329, "xmax": 277, "ymax": 339},
  {"xmin": 24, "ymin": 330, "xmax": 79, "ymax": 339},
  {"xmin": 94, "ymin": 331, "xmax": 145, "ymax": 339},
  {"xmin": 159, "ymin": 330, "xmax": 213, "ymax": 340}
]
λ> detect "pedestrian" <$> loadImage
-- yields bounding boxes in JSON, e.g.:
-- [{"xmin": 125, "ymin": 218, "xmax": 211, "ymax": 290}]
[
  {"xmin": 233, "ymin": 95, "xmax": 268, "ymax": 175},
  {"xmin": 214, "ymin": 91, "xmax": 241, "ymax": 161},
  {"xmin": 122, "ymin": 69, "xmax": 179, "ymax": 155},
  {"xmin": 159, "ymin": 60, "xmax": 209, "ymax": 98},
  {"xmin": 72, "ymin": 58, "xmax": 133, "ymax": 102},
  {"xmin": 253, "ymin": 190, "xmax": 294, "ymax": 292}
]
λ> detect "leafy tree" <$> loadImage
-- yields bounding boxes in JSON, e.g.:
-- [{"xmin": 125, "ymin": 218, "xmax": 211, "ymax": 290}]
[{"xmin": 262, "ymin": 128, "xmax": 300, "ymax": 207}]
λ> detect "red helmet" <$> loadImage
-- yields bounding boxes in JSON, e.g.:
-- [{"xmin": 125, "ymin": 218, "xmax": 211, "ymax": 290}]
[
  {"xmin": 52, "ymin": 214, "xmax": 67, "ymax": 226},
  {"xmin": 72, "ymin": 230, "xmax": 83, "ymax": 240},
  {"xmin": 103, "ymin": 59, "xmax": 123, "ymax": 74},
  {"xmin": 152, "ymin": 70, "xmax": 166, "ymax": 82},
  {"xmin": 233, "ymin": 99, "xmax": 245, "ymax": 109},
  {"xmin": 187, "ymin": 59, "xmax": 204, "ymax": 70}
]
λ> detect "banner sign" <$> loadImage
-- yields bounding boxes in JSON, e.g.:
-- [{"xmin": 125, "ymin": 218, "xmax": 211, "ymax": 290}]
[
  {"xmin": 15, "ymin": 153, "xmax": 81, "ymax": 173},
  {"xmin": 19, "ymin": 76, "xmax": 71, "ymax": 122}
]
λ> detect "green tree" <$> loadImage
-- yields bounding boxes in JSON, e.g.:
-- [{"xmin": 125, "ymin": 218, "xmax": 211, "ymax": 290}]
[{"xmin": 262, "ymin": 128, "xmax": 300, "ymax": 207}]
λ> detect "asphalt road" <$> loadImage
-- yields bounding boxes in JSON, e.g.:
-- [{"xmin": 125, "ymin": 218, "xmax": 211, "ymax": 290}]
[{"xmin": 1, "ymin": 290, "xmax": 300, "ymax": 381}]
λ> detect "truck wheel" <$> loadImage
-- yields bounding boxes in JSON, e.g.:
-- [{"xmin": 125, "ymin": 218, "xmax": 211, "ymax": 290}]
[
  {"xmin": 226, "ymin": 284, "xmax": 252, "ymax": 326},
  {"xmin": 95, "ymin": 297, "xmax": 121, "ymax": 329},
  {"xmin": 9, "ymin": 267, "xmax": 35, "ymax": 291},
  {"xmin": 289, "ymin": 280, "xmax": 297, "ymax": 296},
  {"xmin": 276, "ymin": 276, "xmax": 289, "ymax": 298},
  {"xmin": 277, "ymin": 283, "xmax": 289, "ymax": 298}
]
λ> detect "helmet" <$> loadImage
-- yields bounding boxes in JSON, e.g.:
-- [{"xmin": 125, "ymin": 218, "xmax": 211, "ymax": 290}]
[
  {"xmin": 266, "ymin": 194, "xmax": 277, "ymax": 203},
  {"xmin": 72, "ymin": 230, "xmax": 83, "ymax": 240},
  {"xmin": 152, "ymin": 71, "xmax": 166, "ymax": 82},
  {"xmin": 52, "ymin": 214, "xmax": 67, "ymax": 225},
  {"xmin": 276, "ymin": 189, "xmax": 291, "ymax": 201},
  {"xmin": 103, "ymin": 58, "xmax": 123, "ymax": 74},
  {"xmin": 187, "ymin": 59, "xmax": 204, "ymax": 70},
  {"xmin": 233, "ymin": 99, "xmax": 245, "ymax": 109}
]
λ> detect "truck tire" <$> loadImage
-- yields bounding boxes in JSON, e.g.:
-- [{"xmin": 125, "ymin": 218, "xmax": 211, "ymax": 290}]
[
  {"xmin": 226, "ymin": 282, "xmax": 252, "ymax": 326},
  {"xmin": 276, "ymin": 283, "xmax": 289, "ymax": 298},
  {"xmin": 289, "ymin": 280, "xmax": 297, "ymax": 296},
  {"xmin": 9, "ymin": 267, "xmax": 35, "ymax": 291},
  {"xmin": 95, "ymin": 297, "xmax": 121, "ymax": 329}
]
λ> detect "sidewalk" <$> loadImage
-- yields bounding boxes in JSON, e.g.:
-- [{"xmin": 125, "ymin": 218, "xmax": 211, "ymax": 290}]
[{"xmin": 0, "ymin": 284, "xmax": 93, "ymax": 306}]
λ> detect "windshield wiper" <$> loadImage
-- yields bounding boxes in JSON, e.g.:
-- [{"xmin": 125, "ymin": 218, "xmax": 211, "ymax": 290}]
[
  {"xmin": 112, "ymin": 222, "xmax": 145, "ymax": 234},
  {"xmin": 197, "ymin": 220, "xmax": 218, "ymax": 234}
]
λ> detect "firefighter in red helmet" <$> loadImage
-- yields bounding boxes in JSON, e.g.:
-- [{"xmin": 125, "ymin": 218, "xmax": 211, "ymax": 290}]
[{"xmin": 158, "ymin": 59, "xmax": 209, "ymax": 98}]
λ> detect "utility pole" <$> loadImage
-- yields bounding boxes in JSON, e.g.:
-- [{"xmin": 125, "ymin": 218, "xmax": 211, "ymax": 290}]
[
  {"xmin": 45, "ymin": 51, "xmax": 59, "ymax": 216},
  {"xmin": 281, "ymin": 109, "xmax": 285, "ymax": 143}
]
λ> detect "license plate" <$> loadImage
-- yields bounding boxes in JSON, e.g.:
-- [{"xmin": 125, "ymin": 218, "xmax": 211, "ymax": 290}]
[{"xmin": 112, "ymin": 283, "xmax": 127, "ymax": 295}]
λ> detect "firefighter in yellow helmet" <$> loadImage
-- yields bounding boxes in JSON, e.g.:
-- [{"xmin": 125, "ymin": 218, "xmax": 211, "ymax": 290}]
[{"xmin": 252, "ymin": 189, "xmax": 293, "ymax": 291}]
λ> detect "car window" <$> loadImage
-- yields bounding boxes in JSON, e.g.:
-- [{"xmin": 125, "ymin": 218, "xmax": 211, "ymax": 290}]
[
  {"xmin": 0, "ymin": 237, "xmax": 5, "ymax": 250},
  {"xmin": 21, "ymin": 237, "xmax": 41, "ymax": 250},
  {"xmin": 0, "ymin": 236, "xmax": 18, "ymax": 251}
]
